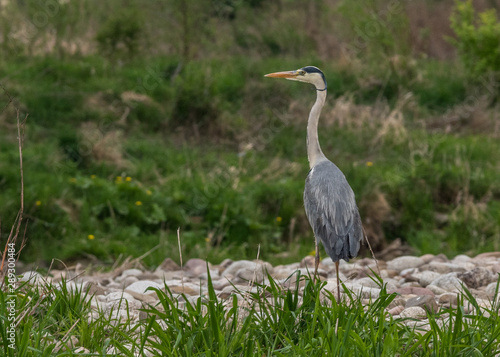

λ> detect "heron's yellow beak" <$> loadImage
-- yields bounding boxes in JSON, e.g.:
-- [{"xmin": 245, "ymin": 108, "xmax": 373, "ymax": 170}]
[{"xmin": 264, "ymin": 70, "xmax": 298, "ymax": 79}]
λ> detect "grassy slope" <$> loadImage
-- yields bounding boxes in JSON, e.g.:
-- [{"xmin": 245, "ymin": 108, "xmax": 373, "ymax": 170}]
[
  {"xmin": 0, "ymin": 0, "xmax": 499, "ymax": 266},
  {"xmin": 0, "ymin": 54, "xmax": 499, "ymax": 267}
]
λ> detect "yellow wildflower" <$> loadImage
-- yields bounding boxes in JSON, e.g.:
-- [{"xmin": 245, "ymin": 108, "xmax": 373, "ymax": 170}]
[
  {"xmin": 125, "ymin": 176, "xmax": 132, "ymax": 182},
  {"xmin": 88, "ymin": 234, "xmax": 95, "ymax": 240},
  {"xmin": 366, "ymin": 161, "xmax": 373, "ymax": 167},
  {"xmin": 135, "ymin": 201, "xmax": 142, "ymax": 206},
  {"xmin": 90, "ymin": 174, "xmax": 96, "ymax": 179},
  {"xmin": 35, "ymin": 200, "xmax": 42, "ymax": 206},
  {"xmin": 276, "ymin": 216, "xmax": 282, "ymax": 222}
]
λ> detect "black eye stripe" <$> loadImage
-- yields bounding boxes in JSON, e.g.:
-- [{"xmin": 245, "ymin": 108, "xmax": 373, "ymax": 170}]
[
  {"xmin": 301, "ymin": 66, "xmax": 322, "ymax": 74},
  {"xmin": 300, "ymin": 66, "xmax": 327, "ymax": 89}
]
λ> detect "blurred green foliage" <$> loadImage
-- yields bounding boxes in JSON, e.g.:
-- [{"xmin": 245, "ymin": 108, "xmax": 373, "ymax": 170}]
[
  {"xmin": 450, "ymin": 0, "xmax": 500, "ymax": 77},
  {"xmin": 0, "ymin": 0, "xmax": 499, "ymax": 267},
  {"xmin": 96, "ymin": 8, "xmax": 143, "ymax": 58}
]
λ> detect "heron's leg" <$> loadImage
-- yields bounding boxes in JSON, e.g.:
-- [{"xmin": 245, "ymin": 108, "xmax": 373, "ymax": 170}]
[
  {"xmin": 314, "ymin": 238, "xmax": 319, "ymax": 283},
  {"xmin": 335, "ymin": 261, "xmax": 340, "ymax": 301}
]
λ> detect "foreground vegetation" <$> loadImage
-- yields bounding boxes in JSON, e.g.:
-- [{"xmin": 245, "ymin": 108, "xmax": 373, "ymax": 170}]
[{"xmin": 1, "ymin": 273, "xmax": 499, "ymax": 356}]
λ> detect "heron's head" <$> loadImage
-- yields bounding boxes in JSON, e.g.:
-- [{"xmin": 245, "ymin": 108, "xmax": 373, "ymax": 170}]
[{"xmin": 265, "ymin": 66, "xmax": 327, "ymax": 91}]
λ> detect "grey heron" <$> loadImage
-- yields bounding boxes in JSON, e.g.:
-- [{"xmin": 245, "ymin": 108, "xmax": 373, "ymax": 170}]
[{"xmin": 265, "ymin": 66, "xmax": 363, "ymax": 300}]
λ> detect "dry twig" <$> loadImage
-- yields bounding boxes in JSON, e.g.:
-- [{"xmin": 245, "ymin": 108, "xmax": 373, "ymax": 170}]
[{"xmin": 0, "ymin": 99, "xmax": 29, "ymax": 283}]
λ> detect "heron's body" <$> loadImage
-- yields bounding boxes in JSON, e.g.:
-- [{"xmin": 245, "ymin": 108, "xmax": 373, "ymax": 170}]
[
  {"xmin": 304, "ymin": 160, "xmax": 363, "ymax": 262},
  {"xmin": 265, "ymin": 66, "xmax": 363, "ymax": 299}
]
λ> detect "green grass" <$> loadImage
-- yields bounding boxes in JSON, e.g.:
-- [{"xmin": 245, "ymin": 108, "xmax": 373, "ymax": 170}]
[
  {"xmin": 1, "ymin": 273, "xmax": 499, "ymax": 355},
  {"xmin": 1, "ymin": 54, "xmax": 499, "ymax": 266}
]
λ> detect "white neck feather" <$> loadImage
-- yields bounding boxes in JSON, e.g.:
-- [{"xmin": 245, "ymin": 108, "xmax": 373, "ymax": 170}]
[{"xmin": 307, "ymin": 89, "xmax": 327, "ymax": 168}]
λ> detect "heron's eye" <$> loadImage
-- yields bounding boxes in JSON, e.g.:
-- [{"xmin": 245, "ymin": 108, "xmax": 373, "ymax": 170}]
[{"xmin": 298, "ymin": 70, "xmax": 306, "ymax": 76}]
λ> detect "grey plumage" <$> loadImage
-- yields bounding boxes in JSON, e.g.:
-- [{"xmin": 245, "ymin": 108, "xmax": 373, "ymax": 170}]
[
  {"xmin": 265, "ymin": 66, "xmax": 364, "ymax": 298},
  {"xmin": 304, "ymin": 160, "xmax": 363, "ymax": 262}
]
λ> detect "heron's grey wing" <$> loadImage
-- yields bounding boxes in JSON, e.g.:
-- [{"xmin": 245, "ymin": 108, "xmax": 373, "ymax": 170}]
[{"xmin": 304, "ymin": 160, "xmax": 363, "ymax": 262}]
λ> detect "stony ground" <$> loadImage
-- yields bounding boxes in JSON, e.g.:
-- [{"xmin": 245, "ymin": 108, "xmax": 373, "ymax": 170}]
[{"xmin": 19, "ymin": 252, "xmax": 500, "ymax": 354}]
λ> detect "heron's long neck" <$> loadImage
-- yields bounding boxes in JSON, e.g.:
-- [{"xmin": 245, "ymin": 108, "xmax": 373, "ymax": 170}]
[{"xmin": 307, "ymin": 89, "xmax": 327, "ymax": 168}]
